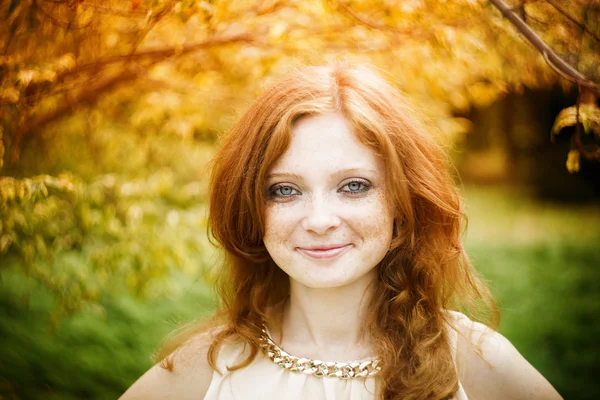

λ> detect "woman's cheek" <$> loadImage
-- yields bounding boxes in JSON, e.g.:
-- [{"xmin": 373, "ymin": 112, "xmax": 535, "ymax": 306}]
[{"xmin": 263, "ymin": 204, "xmax": 297, "ymax": 243}]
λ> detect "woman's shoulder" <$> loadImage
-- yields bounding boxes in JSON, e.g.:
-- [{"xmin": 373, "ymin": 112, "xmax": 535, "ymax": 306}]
[
  {"xmin": 448, "ymin": 310, "xmax": 562, "ymax": 400},
  {"xmin": 119, "ymin": 329, "xmax": 221, "ymax": 400}
]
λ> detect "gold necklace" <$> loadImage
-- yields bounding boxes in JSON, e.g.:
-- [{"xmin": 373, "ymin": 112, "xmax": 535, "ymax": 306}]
[{"xmin": 259, "ymin": 326, "xmax": 382, "ymax": 379}]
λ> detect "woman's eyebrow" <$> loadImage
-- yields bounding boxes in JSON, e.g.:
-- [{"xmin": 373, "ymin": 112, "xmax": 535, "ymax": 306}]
[
  {"xmin": 267, "ymin": 172, "xmax": 303, "ymax": 180},
  {"xmin": 267, "ymin": 168, "xmax": 378, "ymax": 180}
]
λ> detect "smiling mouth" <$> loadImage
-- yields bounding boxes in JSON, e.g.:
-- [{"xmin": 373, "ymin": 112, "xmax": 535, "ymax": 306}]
[{"xmin": 296, "ymin": 244, "xmax": 352, "ymax": 260}]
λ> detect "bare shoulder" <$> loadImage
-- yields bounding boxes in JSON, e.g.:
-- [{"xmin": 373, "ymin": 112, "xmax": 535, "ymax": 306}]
[
  {"xmin": 119, "ymin": 331, "xmax": 216, "ymax": 400},
  {"xmin": 452, "ymin": 313, "xmax": 563, "ymax": 400}
]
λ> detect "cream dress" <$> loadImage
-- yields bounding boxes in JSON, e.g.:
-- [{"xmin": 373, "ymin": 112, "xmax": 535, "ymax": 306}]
[{"xmin": 204, "ymin": 311, "xmax": 470, "ymax": 399}]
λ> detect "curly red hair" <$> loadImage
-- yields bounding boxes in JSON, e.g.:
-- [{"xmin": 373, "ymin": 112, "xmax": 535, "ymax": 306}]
[{"xmin": 158, "ymin": 63, "xmax": 498, "ymax": 400}]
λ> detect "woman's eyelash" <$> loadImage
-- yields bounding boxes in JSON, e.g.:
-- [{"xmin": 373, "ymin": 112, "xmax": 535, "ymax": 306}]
[
  {"xmin": 341, "ymin": 179, "xmax": 371, "ymax": 193},
  {"xmin": 268, "ymin": 179, "xmax": 371, "ymax": 198},
  {"xmin": 269, "ymin": 185, "xmax": 300, "ymax": 197}
]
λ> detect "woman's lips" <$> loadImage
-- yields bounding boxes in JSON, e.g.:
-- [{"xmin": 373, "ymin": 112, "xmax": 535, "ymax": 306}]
[{"xmin": 297, "ymin": 244, "xmax": 352, "ymax": 259}]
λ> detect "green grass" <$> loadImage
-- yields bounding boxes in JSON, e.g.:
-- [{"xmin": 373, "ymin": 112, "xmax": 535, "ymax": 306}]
[
  {"xmin": 0, "ymin": 273, "xmax": 216, "ymax": 400},
  {"xmin": 462, "ymin": 185, "xmax": 600, "ymax": 400},
  {"xmin": 468, "ymin": 243, "xmax": 600, "ymax": 400},
  {"xmin": 0, "ymin": 185, "xmax": 598, "ymax": 399}
]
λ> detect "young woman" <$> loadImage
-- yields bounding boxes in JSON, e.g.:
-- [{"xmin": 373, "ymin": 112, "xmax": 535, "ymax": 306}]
[{"xmin": 120, "ymin": 63, "xmax": 562, "ymax": 399}]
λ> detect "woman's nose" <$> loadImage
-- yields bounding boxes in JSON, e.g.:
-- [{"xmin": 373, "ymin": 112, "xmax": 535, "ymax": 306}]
[{"xmin": 300, "ymin": 194, "xmax": 341, "ymax": 235}]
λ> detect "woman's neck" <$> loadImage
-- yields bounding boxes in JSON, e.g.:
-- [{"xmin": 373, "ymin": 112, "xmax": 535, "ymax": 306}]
[{"xmin": 275, "ymin": 269, "xmax": 377, "ymax": 361}]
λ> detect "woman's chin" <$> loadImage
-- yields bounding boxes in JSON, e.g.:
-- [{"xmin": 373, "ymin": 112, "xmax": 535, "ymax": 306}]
[{"xmin": 290, "ymin": 269, "xmax": 376, "ymax": 291}]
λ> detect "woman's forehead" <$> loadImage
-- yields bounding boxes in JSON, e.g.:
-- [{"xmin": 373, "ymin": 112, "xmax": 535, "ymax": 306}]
[{"xmin": 267, "ymin": 113, "xmax": 385, "ymax": 177}]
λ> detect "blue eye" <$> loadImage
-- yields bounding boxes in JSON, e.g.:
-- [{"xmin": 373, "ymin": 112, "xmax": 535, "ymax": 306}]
[
  {"xmin": 270, "ymin": 185, "xmax": 299, "ymax": 198},
  {"xmin": 268, "ymin": 179, "xmax": 371, "ymax": 200},
  {"xmin": 341, "ymin": 180, "xmax": 370, "ymax": 194}
]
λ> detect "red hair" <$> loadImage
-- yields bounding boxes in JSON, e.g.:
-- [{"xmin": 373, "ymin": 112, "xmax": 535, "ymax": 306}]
[{"xmin": 158, "ymin": 63, "xmax": 498, "ymax": 399}]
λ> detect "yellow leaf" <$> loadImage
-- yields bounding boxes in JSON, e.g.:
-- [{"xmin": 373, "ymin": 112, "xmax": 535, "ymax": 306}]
[
  {"xmin": 56, "ymin": 53, "xmax": 76, "ymax": 72},
  {"xmin": 269, "ymin": 21, "xmax": 288, "ymax": 40},
  {"xmin": 552, "ymin": 103, "xmax": 600, "ymax": 137},
  {"xmin": 467, "ymin": 82, "xmax": 502, "ymax": 109},
  {"xmin": 0, "ymin": 126, "xmax": 4, "ymax": 170},
  {"xmin": 17, "ymin": 70, "xmax": 36, "ymax": 86},
  {"xmin": 0, "ymin": 87, "xmax": 19, "ymax": 104},
  {"xmin": 566, "ymin": 149, "xmax": 580, "ymax": 174},
  {"xmin": 0, "ymin": 234, "xmax": 12, "ymax": 254}
]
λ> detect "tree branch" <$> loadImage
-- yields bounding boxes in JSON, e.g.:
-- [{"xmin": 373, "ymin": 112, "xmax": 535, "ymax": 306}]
[
  {"xmin": 79, "ymin": 2, "xmax": 148, "ymax": 17},
  {"xmin": 128, "ymin": 0, "xmax": 175, "ymax": 55},
  {"xmin": 11, "ymin": 70, "xmax": 139, "ymax": 162},
  {"xmin": 58, "ymin": 33, "xmax": 254, "ymax": 81},
  {"xmin": 37, "ymin": 3, "xmax": 94, "ymax": 29},
  {"xmin": 488, "ymin": 0, "xmax": 600, "ymax": 92},
  {"xmin": 9, "ymin": 32, "xmax": 256, "ymax": 163},
  {"xmin": 335, "ymin": 0, "xmax": 397, "ymax": 32}
]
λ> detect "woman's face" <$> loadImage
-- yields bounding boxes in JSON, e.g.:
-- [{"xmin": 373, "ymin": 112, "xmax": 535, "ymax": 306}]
[{"xmin": 263, "ymin": 112, "xmax": 394, "ymax": 289}]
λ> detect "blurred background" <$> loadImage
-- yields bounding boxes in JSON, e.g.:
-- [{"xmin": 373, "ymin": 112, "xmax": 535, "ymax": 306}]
[{"xmin": 1, "ymin": 0, "xmax": 599, "ymax": 399}]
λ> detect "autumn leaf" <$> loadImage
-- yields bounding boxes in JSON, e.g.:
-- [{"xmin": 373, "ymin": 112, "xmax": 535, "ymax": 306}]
[
  {"xmin": 551, "ymin": 103, "xmax": 600, "ymax": 140},
  {"xmin": 566, "ymin": 149, "xmax": 581, "ymax": 174}
]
